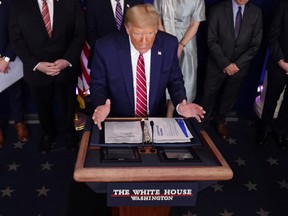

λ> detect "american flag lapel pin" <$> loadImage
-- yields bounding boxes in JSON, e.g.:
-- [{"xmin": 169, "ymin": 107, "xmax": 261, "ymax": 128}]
[
  {"xmin": 126, "ymin": 4, "xmax": 130, "ymax": 8},
  {"xmin": 158, "ymin": 51, "xmax": 162, "ymax": 56}
]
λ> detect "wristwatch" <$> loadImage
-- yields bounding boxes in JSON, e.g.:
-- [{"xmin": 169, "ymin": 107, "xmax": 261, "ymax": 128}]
[{"xmin": 4, "ymin": 56, "xmax": 10, "ymax": 62}]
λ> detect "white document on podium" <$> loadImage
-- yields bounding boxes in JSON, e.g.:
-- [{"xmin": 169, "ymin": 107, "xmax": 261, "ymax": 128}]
[
  {"xmin": 105, "ymin": 121, "xmax": 142, "ymax": 143},
  {"xmin": 0, "ymin": 57, "xmax": 23, "ymax": 92},
  {"xmin": 104, "ymin": 118, "xmax": 193, "ymax": 144},
  {"xmin": 148, "ymin": 118, "xmax": 193, "ymax": 143}
]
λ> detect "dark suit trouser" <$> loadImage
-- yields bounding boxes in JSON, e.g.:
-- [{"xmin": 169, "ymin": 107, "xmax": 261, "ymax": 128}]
[
  {"xmin": 262, "ymin": 61, "xmax": 288, "ymax": 137},
  {"xmin": 0, "ymin": 80, "xmax": 24, "ymax": 128},
  {"xmin": 30, "ymin": 81, "xmax": 76, "ymax": 139},
  {"xmin": 8, "ymin": 80, "xmax": 24, "ymax": 123},
  {"xmin": 200, "ymin": 66, "xmax": 248, "ymax": 125}
]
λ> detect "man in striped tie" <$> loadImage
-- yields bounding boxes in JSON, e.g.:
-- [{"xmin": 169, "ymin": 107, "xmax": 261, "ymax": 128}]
[
  {"xmin": 86, "ymin": 0, "xmax": 144, "ymax": 68},
  {"xmin": 9, "ymin": 0, "xmax": 85, "ymax": 153},
  {"xmin": 90, "ymin": 4, "xmax": 205, "ymax": 130}
]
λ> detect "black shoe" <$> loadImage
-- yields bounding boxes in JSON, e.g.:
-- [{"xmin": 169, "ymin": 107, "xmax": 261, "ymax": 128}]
[
  {"xmin": 39, "ymin": 135, "xmax": 53, "ymax": 154},
  {"xmin": 258, "ymin": 130, "xmax": 270, "ymax": 145},
  {"xmin": 216, "ymin": 123, "xmax": 228, "ymax": 140}
]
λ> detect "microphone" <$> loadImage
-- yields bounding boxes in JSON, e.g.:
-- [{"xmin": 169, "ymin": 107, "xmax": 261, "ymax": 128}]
[
  {"xmin": 140, "ymin": 119, "xmax": 146, "ymax": 153},
  {"xmin": 150, "ymin": 120, "xmax": 156, "ymax": 153}
]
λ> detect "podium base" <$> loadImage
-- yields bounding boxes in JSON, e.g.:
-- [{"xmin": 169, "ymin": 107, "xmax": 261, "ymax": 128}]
[{"xmin": 112, "ymin": 206, "xmax": 170, "ymax": 216}]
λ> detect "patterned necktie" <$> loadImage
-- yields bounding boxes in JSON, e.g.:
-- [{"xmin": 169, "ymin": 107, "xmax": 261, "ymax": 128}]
[
  {"xmin": 135, "ymin": 53, "xmax": 147, "ymax": 117},
  {"xmin": 234, "ymin": 6, "xmax": 242, "ymax": 38},
  {"xmin": 115, "ymin": 0, "xmax": 123, "ymax": 30},
  {"xmin": 42, "ymin": 0, "xmax": 52, "ymax": 38}
]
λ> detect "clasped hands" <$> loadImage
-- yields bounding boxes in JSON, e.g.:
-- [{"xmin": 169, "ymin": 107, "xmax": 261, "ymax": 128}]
[
  {"xmin": 224, "ymin": 63, "xmax": 239, "ymax": 76},
  {"xmin": 36, "ymin": 59, "xmax": 69, "ymax": 76},
  {"xmin": 92, "ymin": 99, "xmax": 205, "ymax": 130}
]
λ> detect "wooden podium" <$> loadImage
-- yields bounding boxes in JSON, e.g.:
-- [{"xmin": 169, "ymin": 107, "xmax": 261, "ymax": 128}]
[{"xmin": 74, "ymin": 119, "xmax": 233, "ymax": 216}]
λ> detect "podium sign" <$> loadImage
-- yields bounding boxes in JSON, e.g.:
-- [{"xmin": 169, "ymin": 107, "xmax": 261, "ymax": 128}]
[{"xmin": 107, "ymin": 182, "xmax": 199, "ymax": 206}]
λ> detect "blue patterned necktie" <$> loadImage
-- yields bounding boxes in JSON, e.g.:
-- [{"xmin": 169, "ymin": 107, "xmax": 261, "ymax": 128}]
[
  {"xmin": 234, "ymin": 6, "xmax": 242, "ymax": 38},
  {"xmin": 115, "ymin": 0, "xmax": 123, "ymax": 30}
]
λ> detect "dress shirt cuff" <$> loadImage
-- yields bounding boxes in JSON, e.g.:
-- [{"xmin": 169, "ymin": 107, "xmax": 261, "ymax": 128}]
[
  {"xmin": 176, "ymin": 104, "xmax": 182, "ymax": 116},
  {"xmin": 65, "ymin": 59, "xmax": 72, "ymax": 67},
  {"xmin": 33, "ymin": 63, "xmax": 41, "ymax": 71}
]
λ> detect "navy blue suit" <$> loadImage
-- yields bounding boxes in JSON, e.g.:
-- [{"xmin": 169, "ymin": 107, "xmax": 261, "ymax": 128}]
[
  {"xmin": 0, "ymin": 0, "xmax": 24, "ymax": 127},
  {"xmin": 90, "ymin": 31, "xmax": 186, "ymax": 117}
]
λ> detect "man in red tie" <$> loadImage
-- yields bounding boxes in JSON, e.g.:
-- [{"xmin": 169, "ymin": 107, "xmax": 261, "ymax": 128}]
[
  {"xmin": 90, "ymin": 4, "xmax": 205, "ymax": 130},
  {"xmin": 9, "ymin": 0, "xmax": 85, "ymax": 153}
]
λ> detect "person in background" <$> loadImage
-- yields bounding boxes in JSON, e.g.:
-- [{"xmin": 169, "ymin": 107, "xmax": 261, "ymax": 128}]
[
  {"xmin": 258, "ymin": 0, "xmax": 288, "ymax": 149},
  {"xmin": 90, "ymin": 4, "xmax": 205, "ymax": 130},
  {"xmin": 0, "ymin": 0, "xmax": 28, "ymax": 149},
  {"xmin": 154, "ymin": 0, "xmax": 206, "ymax": 117},
  {"xmin": 9, "ymin": 0, "xmax": 85, "ymax": 153},
  {"xmin": 86, "ymin": 0, "xmax": 144, "ymax": 68},
  {"xmin": 200, "ymin": 0, "xmax": 262, "ymax": 139}
]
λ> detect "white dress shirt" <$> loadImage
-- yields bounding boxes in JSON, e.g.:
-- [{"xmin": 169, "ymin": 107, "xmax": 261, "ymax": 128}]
[
  {"xmin": 37, "ymin": 0, "xmax": 54, "ymax": 29},
  {"xmin": 110, "ymin": 0, "xmax": 124, "ymax": 18}
]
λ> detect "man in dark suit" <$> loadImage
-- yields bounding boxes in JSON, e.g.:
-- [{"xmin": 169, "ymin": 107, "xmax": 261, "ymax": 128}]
[
  {"xmin": 90, "ymin": 4, "xmax": 205, "ymax": 129},
  {"xmin": 9, "ymin": 0, "xmax": 85, "ymax": 153},
  {"xmin": 259, "ymin": 0, "xmax": 288, "ymax": 149},
  {"xmin": 200, "ymin": 0, "xmax": 262, "ymax": 139},
  {"xmin": 86, "ymin": 0, "xmax": 144, "ymax": 67},
  {"xmin": 0, "ymin": 0, "xmax": 28, "ymax": 148}
]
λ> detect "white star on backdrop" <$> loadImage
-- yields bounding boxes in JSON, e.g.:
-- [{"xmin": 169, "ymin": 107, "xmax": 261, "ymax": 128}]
[
  {"xmin": 256, "ymin": 208, "xmax": 270, "ymax": 216},
  {"xmin": 226, "ymin": 137, "xmax": 237, "ymax": 145},
  {"xmin": 266, "ymin": 157, "xmax": 279, "ymax": 166},
  {"xmin": 36, "ymin": 186, "xmax": 50, "ymax": 197},
  {"xmin": 278, "ymin": 180, "xmax": 288, "ymax": 190},
  {"xmin": 211, "ymin": 183, "xmax": 224, "ymax": 192},
  {"xmin": 244, "ymin": 181, "xmax": 258, "ymax": 191},
  {"xmin": 13, "ymin": 141, "xmax": 25, "ymax": 149},
  {"xmin": 219, "ymin": 209, "xmax": 234, "ymax": 216},
  {"xmin": 7, "ymin": 162, "xmax": 20, "ymax": 171},
  {"xmin": 0, "ymin": 186, "xmax": 15, "ymax": 197},
  {"xmin": 235, "ymin": 158, "xmax": 247, "ymax": 166},
  {"xmin": 41, "ymin": 162, "xmax": 53, "ymax": 171}
]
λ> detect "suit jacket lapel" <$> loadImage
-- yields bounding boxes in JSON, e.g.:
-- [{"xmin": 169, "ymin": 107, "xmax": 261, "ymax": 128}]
[
  {"xmin": 52, "ymin": 0, "xmax": 60, "ymax": 39},
  {"xmin": 118, "ymin": 36, "xmax": 134, "ymax": 110},
  {"xmin": 225, "ymin": 0, "xmax": 235, "ymax": 40},
  {"xmin": 30, "ymin": 0, "xmax": 53, "ymax": 39},
  {"xmin": 239, "ymin": 3, "xmax": 251, "ymax": 39},
  {"xmin": 149, "ymin": 35, "xmax": 162, "ymax": 113}
]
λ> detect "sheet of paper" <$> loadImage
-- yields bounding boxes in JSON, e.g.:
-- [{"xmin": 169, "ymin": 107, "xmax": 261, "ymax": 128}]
[
  {"xmin": 0, "ymin": 57, "xmax": 23, "ymax": 92},
  {"xmin": 104, "ymin": 121, "xmax": 142, "ymax": 143},
  {"xmin": 148, "ymin": 118, "xmax": 193, "ymax": 143}
]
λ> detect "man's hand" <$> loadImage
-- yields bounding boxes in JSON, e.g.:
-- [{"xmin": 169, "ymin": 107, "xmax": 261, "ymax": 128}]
[
  {"xmin": 223, "ymin": 63, "xmax": 239, "ymax": 76},
  {"xmin": 54, "ymin": 59, "xmax": 70, "ymax": 71},
  {"xmin": 92, "ymin": 99, "xmax": 111, "ymax": 130},
  {"xmin": 278, "ymin": 60, "xmax": 288, "ymax": 74},
  {"xmin": 178, "ymin": 99, "xmax": 206, "ymax": 122},
  {"xmin": 36, "ymin": 62, "xmax": 61, "ymax": 76},
  {"xmin": 0, "ymin": 58, "xmax": 9, "ymax": 73}
]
